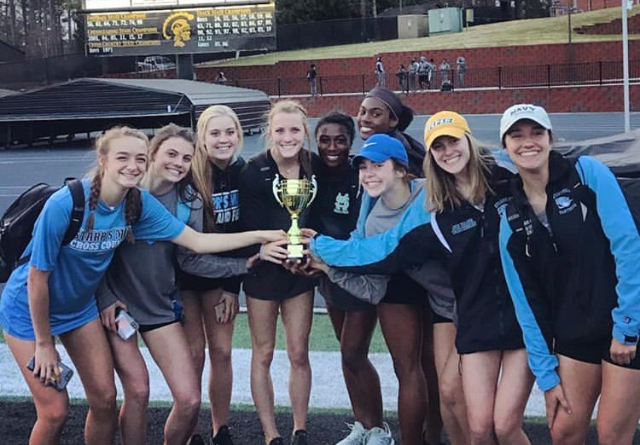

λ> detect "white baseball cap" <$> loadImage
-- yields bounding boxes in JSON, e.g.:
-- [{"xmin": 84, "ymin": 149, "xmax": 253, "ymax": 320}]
[{"xmin": 500, "ymin": 104, "xmax": 552, "ymax": 143}]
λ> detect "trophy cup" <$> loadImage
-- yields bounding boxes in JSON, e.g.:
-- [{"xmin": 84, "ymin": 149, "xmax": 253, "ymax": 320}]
[{"xmin": 272, "ymin": 174, "xmax": 318, "ymax": 261}]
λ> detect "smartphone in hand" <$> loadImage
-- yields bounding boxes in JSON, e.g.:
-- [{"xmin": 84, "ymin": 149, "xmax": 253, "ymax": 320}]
[
  {"xmin": 115, "ymin": 307, "xmax": 139, "ymax": 340},
  {"xmin": 26, "ymin": 357, "xmax": 74, "ymax": 391}
]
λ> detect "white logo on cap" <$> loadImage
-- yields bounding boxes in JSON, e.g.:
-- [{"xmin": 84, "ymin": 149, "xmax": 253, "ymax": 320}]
[
  {"xmin": 427, "ymin": 118, "xmax": 455, "ymax": 133},
  {"xmin": 362, "ymin": 141, "xmax": 378, "ymax": 149},
  {"xmin": 510, "ymin": 105, "xmax": 536, "ymax": 116}
]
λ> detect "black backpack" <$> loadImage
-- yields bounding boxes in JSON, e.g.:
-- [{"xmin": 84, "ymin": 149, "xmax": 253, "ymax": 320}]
[{"xmin": 0, "ymin": 179, "xmax": 84, "ymax": 283}]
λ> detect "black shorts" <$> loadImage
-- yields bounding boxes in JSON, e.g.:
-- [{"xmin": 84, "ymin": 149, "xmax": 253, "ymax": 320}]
[
  {"xmin": 381, "ymin": 272, "xmax": 430, "ymax": 305},
  {"xmin": 555, "ymin": 337, "xmax": 640, "ymax": 369},
  {"xmin": 318, "ymin": 276, "xmax": 374, "ymax": 312},
  {"xmin": 429, "ymin": 305, "xmax": 453, "ymax": 324},
  {"xmin": 138, "ymin": 319, "xmax": 180, "ymax": 333},
  {"xmin": 243, "ymin": 262, "xmax": 316, "ymax": 301},
  {"xmin": 176, "ymin": 269, "xmax": 224, "ymax": 292}
]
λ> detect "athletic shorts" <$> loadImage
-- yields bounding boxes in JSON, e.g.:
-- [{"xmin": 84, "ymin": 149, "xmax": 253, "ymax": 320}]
[
  {"xmin": 176, "ymin": 269, "xmax": 224, "ymax": 292},
  {"xmin": 138, "ymin": 319, "xmax": 180, "ymax": 333},
  {"xmin": 243, "ymin": 262, "xmax": 317, "ymax": 301},
  {"xmin": 318, "ymin": 276, "xmax": 374, "ymax": 312},
  {"xmin": 380, "ymin": 272, "xmax": 430, "ymax": 305},
  {"xmin": 555, "ymin": 337, "xmax": 640, "ymax": 369},
  {"xmin": 429, "ymin": 305, "xmax": 453, "ymax": 324}
]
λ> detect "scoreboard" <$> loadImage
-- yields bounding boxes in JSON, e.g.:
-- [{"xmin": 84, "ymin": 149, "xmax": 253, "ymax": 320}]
[{"xmin": 84, "ymin": 1, "xmax": 275, "ymax": 56}]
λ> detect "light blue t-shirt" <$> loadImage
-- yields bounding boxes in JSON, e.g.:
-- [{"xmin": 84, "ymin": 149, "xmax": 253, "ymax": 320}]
[{"xmin": 0, "ymin": 179, "xmax": 185, "ymax": 340}]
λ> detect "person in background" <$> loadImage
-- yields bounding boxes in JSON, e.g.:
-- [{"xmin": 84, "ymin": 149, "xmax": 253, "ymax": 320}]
[
  {"xmin": 418, "ymin": 57, "xmax": 429, "ymax": 91},
  {"xmin": 216, "ymin": 71, "xmax": 228, "ymax": 85},
  {"xmin": 439, "ymin": 59, "xmax": 451, "ymax": 87},
  {"xmin": 396, "ymin": 64, "xmax": 408, "ymax": 94},
  {"xmin": 408, "ymin": 58, "xmax": 418, "ymax": 92},
  {"xmin": 307, "ymin": 64, "xmax": 318, "ymax": 97},
  {"xmin": 375, "ymin": 57, "xmax": 386, "ymax": 87},
  {"xmin": 456, "ymin": 57, "xmax": 467, "ymax": 88}
]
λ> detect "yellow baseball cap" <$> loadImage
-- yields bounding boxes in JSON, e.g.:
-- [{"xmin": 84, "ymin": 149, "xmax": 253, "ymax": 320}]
[{"xmin": 424, "ymin": 111, "xmax": 471, "ymax": 150}]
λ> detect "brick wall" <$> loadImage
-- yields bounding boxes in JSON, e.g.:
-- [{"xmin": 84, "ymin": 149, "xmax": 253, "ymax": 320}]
[
  {"xmin": 576, "ymin": 0, "xmax": 615, "ymax": 10},
  {"xmin": 206, "ymin": 41, "xmax": 640, "ymax": 83},
  {"xmin": 576, "ymin": 11, "xmax": 640, "ymax": 34},
  {"xmin": 280, "ymin": 84, "xmax": 640, "ymax": 116}
]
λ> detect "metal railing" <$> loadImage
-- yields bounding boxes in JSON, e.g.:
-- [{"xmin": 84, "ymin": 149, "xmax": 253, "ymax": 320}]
[{"xmin": 226, "ymin": 60, "xmax": 640, "ymax": 97}]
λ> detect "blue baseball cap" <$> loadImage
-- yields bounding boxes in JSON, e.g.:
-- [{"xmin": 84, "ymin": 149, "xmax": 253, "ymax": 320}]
[{"xmin": 353, "ymin": 134, "xmax": 409, "ymax": 167}]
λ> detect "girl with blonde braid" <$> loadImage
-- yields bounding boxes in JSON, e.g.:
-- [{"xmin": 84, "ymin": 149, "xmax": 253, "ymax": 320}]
[{"xmin": 0, "ymin": 126, "xmax": 285, "ymax": 445}]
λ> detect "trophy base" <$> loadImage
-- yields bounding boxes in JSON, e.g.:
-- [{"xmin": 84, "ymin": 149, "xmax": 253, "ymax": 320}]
[{"xmin": 287, "ymin": 244, "xmax": 304, "ymax": 262}]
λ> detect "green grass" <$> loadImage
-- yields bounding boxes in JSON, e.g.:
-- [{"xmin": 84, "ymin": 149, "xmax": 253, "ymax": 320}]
[
  {"xmin": 200, "ymin": 6, "xmax": 640, "ymax": 67},
  {"xmin": 0, "ymin": 313, "xmax": 390, "ymax": 353},
  {"xmin": 232, "ymin": 312, "xmax": 389, "ymax": 353}
]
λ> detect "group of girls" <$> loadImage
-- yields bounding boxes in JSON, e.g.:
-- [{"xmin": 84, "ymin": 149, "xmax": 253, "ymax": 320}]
[
  {"xmin": 2, "ymin": 82, "xmax": 640, "ymax": 445},
  {"xmin": 0, "ymin": 113, "xmax": 285, "ymax": 445},
  {"xmin": 308, "ymin": 100, "xmax": 640, "ymax": 445}
]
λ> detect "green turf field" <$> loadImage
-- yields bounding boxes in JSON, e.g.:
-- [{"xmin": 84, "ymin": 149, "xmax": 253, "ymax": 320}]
[
  {"xmin": 201, "ymin": 6, "xmax": 640, "ymax": 67},
  {"xmin": 232, "ymin": 312, "xmax": 389, "ymax": 353}
]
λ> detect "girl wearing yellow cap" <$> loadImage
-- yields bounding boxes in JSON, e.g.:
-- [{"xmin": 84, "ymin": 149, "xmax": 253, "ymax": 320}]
[{"xmin": 309, "ymin": 111, "xmax": 534, "ymax": 445}]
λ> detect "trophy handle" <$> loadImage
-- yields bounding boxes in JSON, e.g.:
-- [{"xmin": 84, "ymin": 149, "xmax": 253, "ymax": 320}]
[
  {"xmin": 307, "ymin": 175, "xmax": 318, "ymax": 207},
  {"xmin": 272, "ymin": 174, "xmax": 284, "ymax": 208}
]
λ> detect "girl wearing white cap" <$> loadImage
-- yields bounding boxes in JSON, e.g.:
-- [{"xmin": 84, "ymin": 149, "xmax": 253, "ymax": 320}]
[
  {"xmin": 498, "ymin": 104, "xmax": 640, "ymax": 445},
  {"xmin": 310, "ymin": 111, "xmax": 535, "ymax": 445}
]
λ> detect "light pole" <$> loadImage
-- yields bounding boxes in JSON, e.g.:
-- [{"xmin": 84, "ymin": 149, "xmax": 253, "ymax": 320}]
[
  {"xmin": 568, "ymin": 0, "xmax": 572, "ymax": 44},
  {"xmin": 622, "ymin": 0, "xmax": 631, "ymax": 132}
]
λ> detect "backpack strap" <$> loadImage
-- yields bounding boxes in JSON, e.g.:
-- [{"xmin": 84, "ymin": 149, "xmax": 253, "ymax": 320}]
[
  {"xmin": 16, "ymin": 179, "xmax": 85, "ymax": 268},
  {"xmin": 63, "ymin": 179, "xmax": 85, "ymax": 245}
]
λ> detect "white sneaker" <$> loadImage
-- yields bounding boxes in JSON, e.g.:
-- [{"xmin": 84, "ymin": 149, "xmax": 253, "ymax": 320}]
[
  {"xmin": 364, "ymin": 422, "xmax": 395, "ymax": 445},
  {"xmin": 336, "ymin": 421, "xmax": 368, "ymax": 445}
]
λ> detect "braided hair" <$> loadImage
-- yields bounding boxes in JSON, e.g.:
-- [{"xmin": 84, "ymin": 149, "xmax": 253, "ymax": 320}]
[{"xmin": 86, "ymin": 126, "xmax": 149, "ymax": 242}]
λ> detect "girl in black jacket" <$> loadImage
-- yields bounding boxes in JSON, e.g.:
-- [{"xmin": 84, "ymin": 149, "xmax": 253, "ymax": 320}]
[
  {"xmin": 239, "ymin": 100, "xmax": 319, "ymax": 445},
  {"xmin": 180, "ymin": 105, "xmax": 251, "ymax": 445},
  {"xmin": 499, "ymin": 104, "xmax": 640, "ymax": 445}
]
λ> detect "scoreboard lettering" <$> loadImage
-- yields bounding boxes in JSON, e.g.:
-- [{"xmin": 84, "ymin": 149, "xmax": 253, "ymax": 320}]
[{"xmin": 85, "ymin": 2, "xmax": 275, "ymax": 56}]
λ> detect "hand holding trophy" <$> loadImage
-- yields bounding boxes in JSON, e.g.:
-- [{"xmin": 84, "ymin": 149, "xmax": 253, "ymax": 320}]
[{"xmin": 272, "ymin": 174, "xmax": 318, "ymax": 261}]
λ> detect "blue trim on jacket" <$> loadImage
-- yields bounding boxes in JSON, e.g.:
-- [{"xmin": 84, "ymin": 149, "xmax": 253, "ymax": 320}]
[
  {"xmin": 498, "ymin": 215, "xmax": 560, "ymax": 391},
  {"xmin": 576, "ymin": 156, "xmax": 640, "ymax": 345},
  {"xmin": 310, "ymin": 181, "xmax": 431, "ymax": 267}
]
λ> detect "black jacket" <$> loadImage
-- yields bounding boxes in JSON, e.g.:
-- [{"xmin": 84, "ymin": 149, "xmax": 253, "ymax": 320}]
[
  {"xmin": 312, "ymin": 165, "xmax": 524, "ymax": 354},
  {"xmin": 499, "ymin": 152, "xmax": 640, "ymax": 390},
  {"xmin": 238, "ymin": 150, "xmax": 320, "ymax": 299}
]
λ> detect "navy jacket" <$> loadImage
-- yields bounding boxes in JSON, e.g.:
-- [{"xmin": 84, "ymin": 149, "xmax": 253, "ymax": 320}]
[{"xmin": 499, "ymin": 152, "xmax": 640, "ymax": 391}]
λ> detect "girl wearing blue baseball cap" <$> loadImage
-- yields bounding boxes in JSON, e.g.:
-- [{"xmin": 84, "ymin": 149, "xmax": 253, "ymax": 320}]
[
  {"xmin": 498, "ymin": 104, "xmax": 640, "ymax": 445},
  {"xmin": 307, "ymin": 133, "xmax": 457, "ymax": 445},
  {"xmin": 358, "ymin": 87, "xmax": 445, "ymax": 445}
]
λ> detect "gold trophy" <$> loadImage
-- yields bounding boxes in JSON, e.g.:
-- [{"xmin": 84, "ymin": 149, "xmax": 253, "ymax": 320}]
[{"xmin": 272, "ymin": 174, "xmax": 318, "ymax": 261}]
